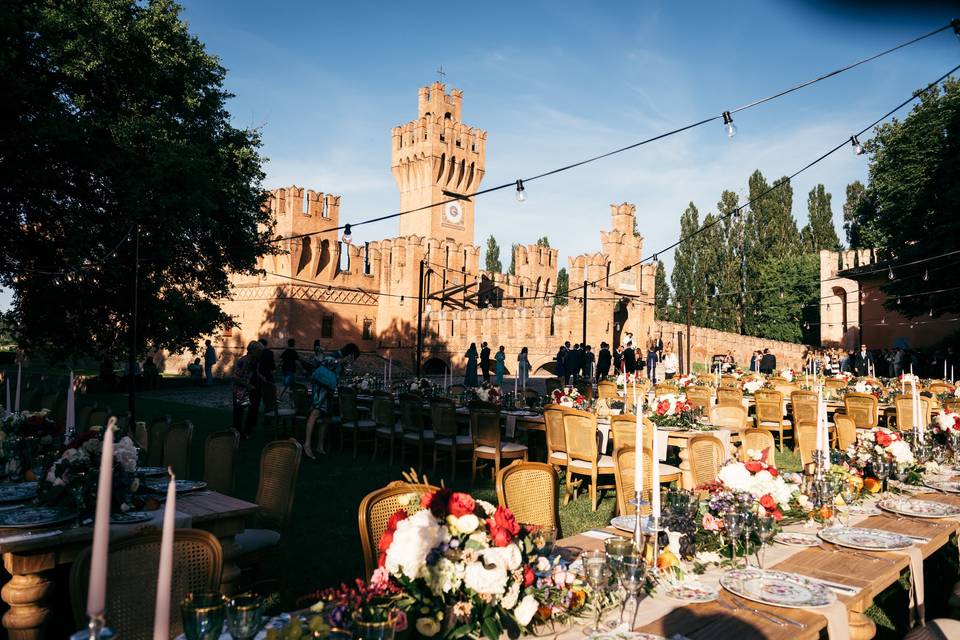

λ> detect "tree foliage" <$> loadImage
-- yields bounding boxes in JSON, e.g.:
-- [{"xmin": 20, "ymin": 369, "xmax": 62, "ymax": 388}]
[
  {"xmin": 507, "ymin": 243, "xmax": 519, "ymax": 276},
  {"xmin": 842, "ymin": 180, "xmax": 867, "ymax": 249},
  {"xmin": 484, "ymin": 236, "xmax": 502, "ymax": 273},
  {"xmin": 670, "ymin": 203, "xmax": 704, "ymax": 324},
  {"xmin": 536, "ymin": 236, "xmax": 550, "ymax": 248},
  {"xmin": 851, "ymin": 78, "xmax": 960, "ymax": 317},
  {"xmin": 750, "ymin": 254, "xmax": 819, "ymax": 344},
  {"xmin": 0, "ymin": 0, "xmax": 271, "ymax": 360},
  {"xmin": 554, "ymin": 267, "xmax": 569, "ymax": 306},
  {"xmin": 800, "ymin": 184, "xmax": 841, "ymax": 253},
  {"xmin": 654, "ymin": 260, "xmax": 670, "ymax": 320}
]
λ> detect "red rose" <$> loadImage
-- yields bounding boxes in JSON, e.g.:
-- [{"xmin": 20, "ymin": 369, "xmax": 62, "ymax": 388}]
[
  {"xmin": 656, "ymin": 400, "xmax": 669, "ymax": 416},
  {"xmin": 759, "ymin": 495, "xmax": 777, "ymax": 512},
  {"xmin": 487, "ymin": 505, "xmax": 521, "ymax": 547},
  {"xmin": 448, "ymin": 492, "xmax": 476, "ymax": 518},
  {"xmin": 386, "ymin": 509, "xmax": 408, "ymax": 532},
  {"xmin": 875, "ymin": 431, "xmax": 892, "ymax": 448},
  {"xmin": 423, "ymin": 489, "xmax": 452, "ymax": 518},
  {"xmin": 767, "ymin": 466, "xmax": 779, "ymax": 478},
  {"xmin": 744, "ymin": 461, "xmax": 764, "ymax": 474},
  {"xmin": 523, "ymin": 565, "xmax": 536, "ymax": 587},
  {"xmin": 771, "ymin": 508, "xmax": 783, "ymax": 522},
  {"xmin": 377, "ymin": 509, "xmax": 408, "ymax": 566}
]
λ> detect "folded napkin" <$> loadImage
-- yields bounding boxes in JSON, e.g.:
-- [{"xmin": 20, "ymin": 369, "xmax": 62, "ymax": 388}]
[
  {"xmin": 581, "ymin": 529, "xmax": 618, "ymax": 540},
  {"xmin": 802, "ymin": 600, "xmax": 850, "ymax": 640},
  {"xmin": 0, "ymin": 529, "xmax": 62, "ymax": 546},
  {"xmin": 893, "ymin": 545, "xmax": 925, "ymax": 626}
]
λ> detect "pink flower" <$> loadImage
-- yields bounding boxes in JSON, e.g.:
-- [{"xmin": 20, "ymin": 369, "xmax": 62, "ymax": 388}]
[
  {"xmin": 370, "ymin": 566, "xmax": 391, "ymax": 590},
  {"xmin": 702, "ymin": 512, "xmax": 722, "ymax": 531}
]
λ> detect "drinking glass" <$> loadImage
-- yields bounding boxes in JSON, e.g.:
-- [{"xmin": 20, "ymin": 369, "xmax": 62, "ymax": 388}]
[
  {"xmin": 723, "ymin": 511, "xmax": 743, "ymax": 568},
  {"xmin": 617, "ymin": 555, "xmax": 647, "ymax": 629},
  {"xmin": 754, "ymin": 515, "xmax": 776, "ymax": 570},
  {"xmin": 582, "ymin": 551, "xmax": 611, "ymax": 635},
  {"xmin": 225, "ymin": 594, "xmax": 263, "ymax": 640},
  {"xmin": 840, "ymin": 486, "xmax": 858, "ymax": 527},
  {"xmin": 603, "ymin": 537, "xmax": 633, "ymax": 579},
  {"xmin": 740, "ymin": 512, "xmax": 755, "ymax": 568},
  {"xmin": 181, "ymin": 593, "xmax": 226, "ymax": 640},
  {"xmin": 873, "ymin": 459, "xmax": 891, "ymax": 498}
]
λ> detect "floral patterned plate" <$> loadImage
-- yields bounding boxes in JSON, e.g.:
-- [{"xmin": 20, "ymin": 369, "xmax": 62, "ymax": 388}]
[
  {"xmin": 0, "ymin": 506, "xmax": 75, "ymax": 528},
  {"xmin": 720, "ymin": 568, "xmax": 836, "ymax": 609},
  {"xmin": 849, "ymin": 503, "xmax": 882, "ymax": 516},
  {"xmin": 610, "ymin": 515, "xmax": 654, "ymax": 533},
  {"xmin": 661, "ymin": 581, "xmax": 718, "ymax": 603},
  {"xmin": 144, "ymin": 479, "xmax": 207, "ymax": 494},
  {"xmin": 110, "ymin": 511, "xmax": 154, "ymax": 524},
  {"xmin": 924, "ymin": 479, "xmax": 960, "ymax": 494},
  {"xmin": 136, "ymin": 466, "xmax": 168, "ymax": 477},
  {"xmin": 773, "ymin": 531, "xmax": 820, "ymax": 547},
  {"xmin": 588, "ymin": 626, "xmax": 666, "ymax": 640},
  {"xmin": 878, "ymin": 497, "xmax": 960, "ymax": 518},
  {"xmin": 818, "ymin": 526, "xmax": 912, "ymax": 551},
  {"xmin": 0, "ymin": 482, "xmax": 38, "ymax": 504}
]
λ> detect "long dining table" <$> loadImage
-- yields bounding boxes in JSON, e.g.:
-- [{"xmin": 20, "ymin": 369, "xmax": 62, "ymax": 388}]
[
  {"xmin": 0, "ymin": 490, "xmax": 259, "ymax": 640},
  {"xmin": 555, "ymin": 489, "xmax": 960, "ymax": 640}
]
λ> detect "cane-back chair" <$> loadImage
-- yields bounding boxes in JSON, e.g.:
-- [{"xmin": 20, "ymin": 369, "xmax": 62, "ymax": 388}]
[
  {"xmin": 834, "ymin": 414, "xmax": 857, "ymax": 450},
  {"xmin": 795, "ymin": 422, "xmax": 820, "ymax": 468},
  {"xmin": 399, "ymin": 393, "xmax": 433, "ymax": 469},
  {"xmin": 738, "ymin": 429, "xmax": 776, "ymax": 462},
  {"xmin": 203, "ymin": 430, "xmax": 240, "ymax": 496},
  {"xmin": 754, "ymin": 389, "xmax": 792, "ymax": 449},
  {"xmin": 685, "ymin": 386, "xmax": 712, "ymax": 412},
  {"xmin": 844, "ymin": 392, "xmax": 878, "ymax": 429},
  {"xmin": 894, "ymin": 395, "xmax": 932, "ymax": 432},
  {"xmin": 235, "ymin": 439, "xmax": 303, "ymax": 563},
  {"xmin": 358, "ymin": 480, "xmax": 438, "ymax": 579},
  {"xmin": 685, "ymin": 435, "xmax": 725, "ymax": 490},
  {"xmin": 562, "ymin": 408, "xmax": 614, "ymax": 511},
  {"xmin": 371, "ymin": 392, "xmax": 400, "ymax": 464},
  {"xmin": 163, "ymin": 421, "xmax": 194, "ymax": 479},
  {"xmin": 597, "ymin": 380, "xmax": 619, "ymax": 401},
  {"xmin": 339, "ymin": 387, "xmax": 376, "ymax": 457},
  {"xmin": 471, "ymin": 402, "xmax": 526, "ymax": 483},
  {"xmin": 262, "ymin": 382, "xmax": 296, "ymax": 436},
  {"xmin": 716, "ymin": 386, "xmax": 744, "ymax": 406},
  {"xmin": 431, "ymin": 399, "xmax": 471, "ymax": 480},
  {"xmin": 709, "ymin": 405, "xmax": 747, "ymax": 430},
  {"xmin": 496, "ymin": 461, "xmax": 562, "ymax": 537},
  {"xmin": 543, "ymin": 404, "xmax": 568, "ymax": 473}
]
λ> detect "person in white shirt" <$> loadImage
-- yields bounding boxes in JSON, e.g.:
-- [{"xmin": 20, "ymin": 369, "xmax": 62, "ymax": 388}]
[{"xmin": 662, "ymin": 347, "xmax": 679, "ymax": 380}]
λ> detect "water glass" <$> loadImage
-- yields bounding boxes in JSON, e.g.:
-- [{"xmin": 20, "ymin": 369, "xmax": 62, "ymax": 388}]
[
  {"xmin": 874, "ymin": 460, "xmax": 891, "ymax": 498},
  {"xmin": 226, "ymin": 594, "xmax": 263, "ymax": 640},
  {"xmin": 603, "ymin": 537, "xmax": 633, "ymax": 577},
  {"xmin": 581, "ymin": 551, "xmax": 611, "ymax": 634},
  {"xmin": 723, "ymin": 511, "xmax": 743, "ymax": 568},
  {"xmin": 617, "ymin": 555, "xmax": 647, "ymax": 629},
  {"xmin": 181, "ymin": 593, "xmax": 226, "ymax": 640},
  {"xmin": 754, "ymin": 515, "xmax": 776, "ymax": 570}
]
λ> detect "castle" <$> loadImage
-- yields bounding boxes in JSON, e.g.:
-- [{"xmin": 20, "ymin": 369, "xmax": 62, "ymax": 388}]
[{"xmin": 207, "ymin": 82, "xmax": 658, "ymax": 375}]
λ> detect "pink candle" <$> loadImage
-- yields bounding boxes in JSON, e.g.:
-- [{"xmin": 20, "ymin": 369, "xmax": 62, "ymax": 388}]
[
  {"xmin": 86, "ymin": 417, "xmax": 116, "ymax": 617},
  {"xmin": 153, "ymin": 469, "xmax": 177, "ymax": 640}
]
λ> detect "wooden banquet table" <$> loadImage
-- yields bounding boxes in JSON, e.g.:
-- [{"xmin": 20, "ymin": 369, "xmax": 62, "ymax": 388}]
[
  {"xmin": 0, "ymin": 490, "xmax": 259, "ymax": 640},
  {"xmin": 556, "ymin": 490, "xmax": 960, "ymax": 640}
]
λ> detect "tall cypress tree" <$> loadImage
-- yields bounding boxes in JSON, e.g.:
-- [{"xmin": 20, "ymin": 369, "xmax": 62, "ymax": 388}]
[
  {"xmin": 484, "ymin": 235, "xmax": 502, "ymax": 273},
  {"xmin": 670, "ymin": 203, "xmax": 704, "ymax": 325},
  {"xmin": 654, "ymin": 260, "xmax": 670, "ymax": 320},
  {"xmin": 842, "ymin": 180, "xmax": 867, "ymax": 248},
  {"xmin": 800, "ymin": 184, "xmax": 841, "ymax": 252}
]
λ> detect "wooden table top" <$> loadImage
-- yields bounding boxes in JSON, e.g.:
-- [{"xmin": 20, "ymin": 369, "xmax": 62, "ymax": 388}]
[{"xmin": 557, "ymin": 491, "xmax": 960, "ymax": 639}]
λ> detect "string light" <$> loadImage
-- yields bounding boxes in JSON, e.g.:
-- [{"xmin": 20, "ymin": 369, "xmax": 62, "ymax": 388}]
[
  {"xmin": 897, "ymin": 297, "xmax": 901, "ymax": 305},
  {"xmin": 722, "ymin": 111, "xmax": 737, "ymax": 138},
  {"xmin": 923, "ymin": 269, "xmax": 929, "ymax": 281},
  {"xmin": 850, "ymin": 135, "xmax": 864, "ymax": 155},
  {"xmin": 342, "ymin": 224, "xmax": 352, "ymax": 244},
  {"xmin": 953, "ymin": 18, "xmax": 960, "ymax": 39},
  {"xmin": 881, "ymin": 316, "xmax": 886, "ymax": 325},
  {"xmin": 515, "ymin": 180, "xmax": 526, "ymax": 203},
  {"xmin": 888, "ymin": 266, "xmax": 895, "ymax": 280},
  {"xmin": 929, "ymin": 308, "xmax": 934, "ymax": 317}
]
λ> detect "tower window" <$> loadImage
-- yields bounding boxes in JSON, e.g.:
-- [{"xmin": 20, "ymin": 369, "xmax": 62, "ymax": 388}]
[
  {"xmin": 471, "ymin": 143, "xmax": 476, "ymax": 152},
  {"xmin": 362, "ymin": 319, "xmax": 374, "ymax": 341},
  {"xmin": 439, "ymin": 133, "xmax": 445, "ymax": 142},
  {"xmin": 321, "ymin": 315, "xmax": 334, "ymax": 338},
  {"xmin": 456, "ymin": 140, "xmax": 462, "ymax": 148}
]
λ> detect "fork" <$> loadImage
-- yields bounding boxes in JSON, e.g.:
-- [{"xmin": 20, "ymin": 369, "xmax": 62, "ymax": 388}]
[
  {"xmin": 819, "ymin": 543, "xmax": 896, "ymax": 564},
  {"xmin": 719, "ymin": 595, "xmax": 803, "ymax": 628}
]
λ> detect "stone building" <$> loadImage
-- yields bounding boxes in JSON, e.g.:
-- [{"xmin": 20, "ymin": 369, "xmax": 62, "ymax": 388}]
[{"xmin": 182, "ymin": 82, "xmax": 811, "ymax": 376}]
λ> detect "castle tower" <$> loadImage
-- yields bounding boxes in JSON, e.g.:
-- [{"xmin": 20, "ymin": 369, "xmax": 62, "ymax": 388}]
[{"xmin": 391, "ymin": 82, "xmax": 486, "ymax": 246}]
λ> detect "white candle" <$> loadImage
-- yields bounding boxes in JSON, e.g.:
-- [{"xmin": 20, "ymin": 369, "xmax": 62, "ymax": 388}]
[
  {"xmin": 632, "ymin": 378, "xmax": 636, "ymax": 412},
  {"xmin": 635, "ymin": 411, "xmax": 644, "ymax": 499},
  {"xmin": 815, "ymin": 386, "xmax": 824, "ymax": 454},
  {"xmin": 651, "ymin": 426, "xmax": 660, "ymax": 520},
  {"xmin": 87, "ymin": 417, "xmax": 115, "ymax": 618},
  {"xmin": 388, "ymin": 359, "xmax": 392, "ymax": 384},
  {"xmin": 14, "ymin": 364, "xmax": 21, "ymax": 413},
  {"xmin": 153, "ymin": 468, "xmax": 177, "ymax": 640},
  {"xmin": 4, "ymin": 377, "xmax": 9, "ymax": 412},
  {"xmin": 65, "ymin": 371, "xmax": 76, "ymax": 439},
  {"xmin": 383, "ymin": 361, "xmax": 387, "ymax": 386}
]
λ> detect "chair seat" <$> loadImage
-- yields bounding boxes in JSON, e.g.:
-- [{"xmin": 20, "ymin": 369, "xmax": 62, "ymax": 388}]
[
  {"xmin": 341, "ymin": 420, "xmax": 376, "ymax": 430},
  {"xmin": 475, "ymin": 442, "xmax": 528, "ymax": 454},
  {"xmin": 271, "ymin": 408, "xmax": 297, "ymax": 417},
  {"xmin": 757, "ymin": 419, "xmax": 792, "ymax": 428},
  {"xmin": 376, "ymin": 424, "xmax": 402, "ymax": 435},
  {"xmin": 436, "ymin": 435, "xmax": 473, "ymax": 447},
  {"xmin": 402, "ymin": 430, "xmax": 434, "ymax": 441},
  {"xmin": 659, "ymin": 463, "xmax": 681, "ymax": 479},
  {"xmin": 549, "ymin": 451, "xmax": 568, "ymax": 463},
  {"xmin": 236, "ymin": 528, "xmax": 281, "ymax": 554},
  {"xmin": 569, "ymin": 455, "xmax": 615, "ymax": 471}
]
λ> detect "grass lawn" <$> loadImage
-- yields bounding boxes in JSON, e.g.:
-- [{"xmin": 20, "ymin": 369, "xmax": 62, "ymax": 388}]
[{"xmin": 87, "ymin": 389, "xmax": 955, "ymax": 638}]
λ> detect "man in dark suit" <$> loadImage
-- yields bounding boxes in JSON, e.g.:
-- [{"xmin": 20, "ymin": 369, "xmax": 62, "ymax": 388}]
[
  {"xmin": 596, "ymin": 342, "xmax": 612, "ymax": 381},
  {"xmin": 480, "ymin": 342, "xmax": 491, "ymax": 383},
  {"xmin": 568, "ymin": 344, "xmax": 583, "ymax": 380},
  {"xmin": 759, "ymin": 348, "xmax": 776, "ymax": 375},
  {"xmin": 853, "ymin": 345, "xmax": 873, "ymax": 376}
]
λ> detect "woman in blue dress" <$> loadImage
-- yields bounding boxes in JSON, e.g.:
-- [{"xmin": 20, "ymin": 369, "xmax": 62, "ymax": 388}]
[
  {"xmin": 494, "ymin": 346, "xmax": 506, "ymax": 386},
  {"xmin": 464, "ymin": 343, "xmax": 479, "ymax": 387}
]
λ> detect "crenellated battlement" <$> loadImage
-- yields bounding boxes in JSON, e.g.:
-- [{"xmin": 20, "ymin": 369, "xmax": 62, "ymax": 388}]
[{"xmin": 267, "ymin": 185, "xmax": 340, "ymax": 220}]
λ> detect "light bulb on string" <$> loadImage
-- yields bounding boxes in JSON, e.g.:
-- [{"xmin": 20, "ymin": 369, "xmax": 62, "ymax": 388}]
[
  {"xmin": 929, "ymin": 308, "xmax": 934, "ymax": 317},
  {"xmin": 341, "ymin": 223, "xmax": 352, "ymax": 245},
  {"xmin": 860, "ymin": 290, "xmax": 866, "ymax": 300},
  {"xmin": 722, "ymin": 111, "xmax": 737, "ymax": 138},
  {"xmin": 850, "ymin": 135, "xmax": 864, "ymax": 156},
  {"xmin": 897, "ymin": 297, "xmax": 901, "ymax": 305},
  {"xmin": 778, "ymin": 291, "xmax": 784, "ymax": 300},
  {"xmin": 923, "ymin": 270, "xmax": 929, "ymax": 281},
  {"xmin": 888, "ymin": 266, "xmax": 894, "ymax": 280},
  {"xmin": 881, "ymin": 316, "xmax": 886, "ymax": 325},
  {"xmin": 515, "ymin": 179, "xmax": 526, "ymax": 202}
]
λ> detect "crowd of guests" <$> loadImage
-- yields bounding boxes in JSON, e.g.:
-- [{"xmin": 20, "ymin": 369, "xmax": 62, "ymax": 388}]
[
  {"xmin": 802, "ymin": 345, "xmax": 956, "ymax": 379},
  {"xmin": 551, "ymin": 333, "xmax": 681, "ymax": 384}
]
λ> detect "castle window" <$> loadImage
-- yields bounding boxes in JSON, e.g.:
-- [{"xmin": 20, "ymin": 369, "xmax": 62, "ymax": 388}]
[
  {"xmin": 471, "ymin": 143, "xmax": 476, "ymax": 152},
  {"xmin": 363, "ymin": 242, "xmax": 371, "ymax": 275},
  {"xmin": 321, "ymin": 315, "xmax": 334, "ymax": 338},
  {"xmin": 440, "ymin": 133, "xmax": 445, "ymax": 142},
  {"xmin": 362, "ymin": 319, "xmax": 374, "ymax": 341},
  {"xmin": 444, "ymin": 112, "xmax": 451, "ymax": 119},
  {"xmin": 456, "ymin": 140, "xmax": 462, "ymax": 148},
  {"xmin": 338, "ymin": 242, "xmax": 350, "ymax": 273}
]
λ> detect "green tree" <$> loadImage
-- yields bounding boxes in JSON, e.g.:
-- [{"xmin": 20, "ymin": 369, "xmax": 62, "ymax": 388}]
[
  {"xmin": 0, "ymin": 0, "xmax": 271, "ymax": 360},
  {"xmin": 854, "ymin": 78, "xmax": 960, "ymax": 317},
  {"xmin": 800, "ymin": 184, "xmax": 841, "ymax": 253},
  {"xmin": 842, "ymin": 181, "xmax": 867, "ymax": 248},
  {"xmin": 654, "ymin": 260, "xmax": 670, "ymax": 320},
  {"xmin": 670, "ymin": 203, "xmax": 705, "ymax": 325},
  {"xmin": 507, "ymin": 243, "xmax": 519, "ymax": 275},
  {"xmin": 554, "ymin": 267, "xmax": 569, "ymax": 306},
  {"xmin": 536, "ymin": 236, "xmax": 550, "ymax": 247},
  {"xmin": 484, "ymin": 236, "xmax": 502, "ymax": 273},
  {"xmin": 717, "ymin": 190, "xmax": 747, "ymax": 332},
  {"xmin": 751, "ymin": 254, "xmax": 819, "ymax": 343}
]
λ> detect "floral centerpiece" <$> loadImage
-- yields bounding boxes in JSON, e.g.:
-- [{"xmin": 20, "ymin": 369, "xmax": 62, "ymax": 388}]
[
  {"xmin": 39, "ymin": 427, "xmax": 145, "ymax": 514},
  {"xmin": 551, "ymin": 388, "xmax": 588, "ymax": 411},
  {"xmin": 713, "ymin": 451, "xmax": 797, "ymax": 521},
  {"xmin": 740, "ymin": 375, "xmax": 766, "ymax": 396},
  {"xmin": 673, "ymin": 374, "xmax": 697, "ymax": 389},
  {"xmin": 776, "ymin": 369, "xmax": 795, "ymax": 383},
  {"xmin": 934, "ymin": 410, "xmax": 960, "ymax": 434},
  {"xmin": 0, "ymin": 410, "xmax": 64, "ymax": 479},
  {"xmin": 471, "ymin": 383, "xmax": 502, "ymax": 405},
  {"xmin": 647, "ymin": 394, "xmax": 703, "ymax": 430},
  {"xmin": 409, "ymin": 378, "xmax": 433, "ymax": 396},
  {"xmin": 372, "ymin": 488, "xmax": 590, "ymax": 639},
  {"xmin": 844, "ymin": 426, "xmax": 925, "ymax": 484}
]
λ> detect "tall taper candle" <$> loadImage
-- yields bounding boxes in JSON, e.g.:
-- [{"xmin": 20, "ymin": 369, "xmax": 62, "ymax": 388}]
[
  {"xmin": 634, "ymin": 410, "xmax": 643, "ymax": 497},
  {"xmin": 87, "ymin": 417, "xmax": 115, "ymax": 618},
  {"xmin": 65, "ymin": 371, "xmax": 76, "ymax": 440},
  {"xmin": 651, "ymin": 425, "xmax": 660, "ymax": 519},
  {"xmin": 153, "ymin": 468, "xmax": 177, "ymax": 640},
  {"xmin": 14, "ymin": 363, "xmax": 21, "ymax": 413}
]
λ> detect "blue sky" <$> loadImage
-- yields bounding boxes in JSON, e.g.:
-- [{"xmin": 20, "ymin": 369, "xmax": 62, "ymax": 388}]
[{"xmin": 1, "ymin": 1, "xmax": 957, "ymax": 310}]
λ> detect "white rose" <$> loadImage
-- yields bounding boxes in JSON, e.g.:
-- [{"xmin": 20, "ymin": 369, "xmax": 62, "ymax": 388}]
[
  {"xmin": 501, "ymin": 580, "xmax": 520, "ymax": 609},
  {"xmin": 463, "ymin": 560, "xmax": 508, "ymax": 596},
  {"xmin": 514, "ymin": 595, "xmax": 539, "ymax": 627},
  {"xmin": 453, "ymin": 514, "xmax": 479, "ymax": 535},
  {"xmin": 475, "ymin": 500, "xmax": 496, "ymax": 516},
  {"xmin": 484, "ymin": 545, "xmax": 522, "ymax": 572},
  {"xmin": 385, "ymin": 510, "xmax": 445, "ymax": 580}
]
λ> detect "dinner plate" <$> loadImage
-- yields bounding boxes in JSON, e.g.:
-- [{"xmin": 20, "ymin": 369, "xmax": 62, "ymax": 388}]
[
  {"xmin": 924, "ymin": 479, "xmax": 960, "ymax": 494},
  {"xmin": 144, "ymin": 479, "xmax": 207, "ymax": 494},
  {"xmin": 0, "ymin": 482, "xmax": 38, "ymax": 504},
  {"xmin": 110, "ymin": 511, "xmax": 154, "ymax": 524},
  {"xmin": 661, "ymin": 581, "xmax": 717, "ymax": 603},
  {"xmin": 849, "ymin": 503, "xmax": 882, "ymax": 516},
  {"xmin": 721, "ymin": 568, "xmax": 836, "ymax": 609},
  {"xmin": 0, "ymin": 505, "xmax": 75, "ymax": 528},
  {"xmin": 136, "ymin": 466, "xmax": 168, "ymax": 477},
  {"xmin": 773, "ymin": 531, "xmax": 820, "ymax": 547},
  {"xmin": 818, "ymin": 526, "xmax": 912, "ymax": 551},
  {"xmin": 588, "ymin": 628, "xmax": 666, "ymax": 640},
  {"xmin": 877, "ymin": 497, "xmax": 960, "ymax": 519},
  {"xmin": 610, "ymin": 514, "xmax": 654, "ymax": 534}
]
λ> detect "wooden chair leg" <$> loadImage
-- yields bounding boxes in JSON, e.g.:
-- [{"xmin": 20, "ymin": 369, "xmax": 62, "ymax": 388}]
[
  {"xmin": 590, "ymin": 474, "xmax": 597, "ymax": 512},
  {"xmin": 471, "ymin": 455, "xmax": 477, "ymax": 484},
  {"xmin": 563, "ymin": 469, "xmax": 572, "ymax": 504}
]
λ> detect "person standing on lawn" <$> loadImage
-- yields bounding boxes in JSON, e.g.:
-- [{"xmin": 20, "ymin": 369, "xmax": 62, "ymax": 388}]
[
  {"xmin": 280, "ymin": 338, "xmax": 301, "ymax": 391},
  {"xmin": 464, "ymin": 343, "xmax": 479, "ymax": 388},
  {"xmin": 303, "ymin": 343, "xmax": 360, "ymax": 459},
  {"xmin": 204, "ymin": 339, "xmax": 217, "ymax": 385},
  {"xmin": 231, "ymin": 341, "xmax": 263, "ymax": 435}
]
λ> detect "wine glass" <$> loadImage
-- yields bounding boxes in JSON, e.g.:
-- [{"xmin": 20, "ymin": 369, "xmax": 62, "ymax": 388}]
[
  {"xmin": 723, "ymin": 511, "xmax": 743, "ymax": 568},
  {"xmin": 840, "ymin": 485, "xmax": 858, "ymax": 527},
  {"xmin": 582, "ymin": 551, "xmax": 612, "ymax": 635},
  {"xmin": 740, "ymin": 512, "xmax": 755, "ymax": 568},
  {"xmin": 754, "ymin": 515, "xmax": 776, "ymax": 570},
  {"xmin": 873, "ymin": 459, "xmax": 891, "ymax": 499},
  {"xmin": 618, "ymin": 555, "xmax": 647, "ymax": 629},
  {"xmin": 603, "ymin": 537, "xmax": 633, "ymax": 580}
]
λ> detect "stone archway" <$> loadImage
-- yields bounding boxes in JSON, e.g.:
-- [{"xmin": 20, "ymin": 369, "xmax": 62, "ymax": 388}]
[
  {"xmin": 613, "ymin": 299, "xmax": 629, "ymax": 349},
  {"xmin": 423, "ymin": 358, "xmax": 448, "ymax": 375}
]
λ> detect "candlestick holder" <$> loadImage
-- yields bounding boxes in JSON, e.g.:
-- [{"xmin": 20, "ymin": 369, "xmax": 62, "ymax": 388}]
[
  {"xmin": 629, "ymin": 492, "xmax": 649, "ymax": 549},
  {"xmin": 69, "ymin": 613, "xmax": 113, "ymax": 640},
  {"xmin": 646, "ymin": 516, "xmax": 662, "ymax": 578}
]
